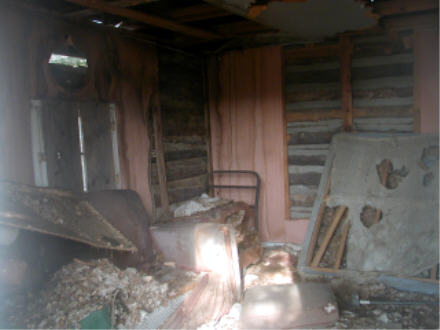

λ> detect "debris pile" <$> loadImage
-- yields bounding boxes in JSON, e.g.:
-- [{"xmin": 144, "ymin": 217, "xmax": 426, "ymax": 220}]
[
  {"xmin": 198, "ymin": 303, "xmax": 241, "ymax": 330},
  {"xmin": 244, "ymin": 244, "xmax": 299, "ymax": 289},
  {"xmin": 331, "ymin": 279, "xmax": 439, "ymax": 329},
  {"xmin": 173, "ymin": 193, "xmax": 230, "ymax": 217},
  {"xmin": 6, "ymin": 259, "xmax": 198, "ymax": 328}
]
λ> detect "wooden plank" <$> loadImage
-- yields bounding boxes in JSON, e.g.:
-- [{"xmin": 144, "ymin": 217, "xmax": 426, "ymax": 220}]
[
  {"xmin": 65, "ymin": 0, "xmax": 220, "ymax": 39},
  {"xmin": 202, "ymin": 60, "xmax": 214, "ymax": 196},
  {"xmin": 305, "ymin": 173, "xmax": 332, "ymax": 265},
  {"xmin": 213, "ymin": 21, "xmax": 274, "ymax": 36},
  {"xmin": 339, "ymin": 36, "xmax": 353, "ymax": 132},
  {"xmin": 375, "ymin": 0, "xmax": 438, "ymax": 17},
  {"xmin": 311, "ymin": 205, "xmax": 347, "ymax": 267},
  {"xmin": 63, "ymin": 0, "xmax": 150, "ymax": 18},
  {"xmin": 284, "ymin": 44, "xmax": 340, "ymax": 60},
  {"xmin": 383, "ymin": 12, "xmax": 438, "ymax": 31},
  {"xmin": 286, "ymin": 109, "xmax": 342, "ymax": 122},
  {"xmin": 152, "ymin": 92, "xmax": 170, "ymax": 213},
  {"xmin": 169, "ymin": 4, "xmax": 230, "ymax": 23},
  {"xmin": 333, "ymin": 221, "xmax": 350, "ymax": 269}
]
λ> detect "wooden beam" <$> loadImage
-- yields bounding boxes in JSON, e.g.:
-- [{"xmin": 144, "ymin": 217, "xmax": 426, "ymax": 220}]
[
  {"xmin": 285, "ymin": 107, "xmax": 413, "ymax": 123},
  {"xmin": 213, "ymin": 20, "xmax": 275, "ymax": 36},
  {"xmin": 339, "ymin": 36, "xmax": 353, "ymax": 132},
  {"xmin": 383, "ymin": 12, "xmax": 438, "ymax": 31},
  {"xmin": 375, "ymin": 0, "xmax": 438, "ymax": 17},
  {"xmin": 286, "ymin": 109, "xmax": 342, "ymax": 122},
  {"xmin": 311, "ymin": 205, "xmax": 347, "ymax": 268},
  {"xmin": 306, "ymin": 173, "xmax": 332, "ymax": 265},
  {"xmin": 284, "ymin": 44, "xmax": 340, "ymax": 60},
  {"xmin": 333, "ymin": 221, "xmax": 350, "ymax": 270},
  {"xmin": 65, "ymin": 0, "xmax": 220, "ymax": 39},
  {"xmin": 152, "ymin": 91, "xmax": 170, "ymax": 214},
  {"xmin": 169, "ymin": 4, "xmax": 231, "ymax": 23},
  {"xmin": 63, "ymin": 0, "xmax": 154, "ymax": 18}
]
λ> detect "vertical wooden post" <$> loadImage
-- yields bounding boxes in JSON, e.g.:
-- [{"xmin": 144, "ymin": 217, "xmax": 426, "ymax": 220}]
[
  {"xmin": 413, "ymin": 29, "xmax": 439, "ymax": 134},
  {"xmin": 204, "ymin": 58, "xmax": 215, "ymax": 196},
  {"xmin": 152, "ymin": 90, "xmax": 170, "ymax": 213},
  {"xmin": 339, "ymin": 35, "xmax": 353, "ymax": 132}
]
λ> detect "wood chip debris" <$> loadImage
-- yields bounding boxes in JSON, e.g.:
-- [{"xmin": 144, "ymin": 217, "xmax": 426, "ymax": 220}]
[{"xmin": 6, "ymin": 258, "xmax": 198, "ymax": 329}]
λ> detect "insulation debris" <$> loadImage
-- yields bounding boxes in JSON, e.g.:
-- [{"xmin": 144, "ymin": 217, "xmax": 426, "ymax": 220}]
[
  {"xmin": 244, "ymin": 244, "xmax": 299, "ymax": 289},
  {"xmin": 5, "ymin": 259, "xmax": 200, "ymax": 329},
  {"xmin": 173, "ymin": 193, "xmax": 230, "ymax": 217},
  {"xmin": 198, "ymin": 303, "xmax": 241, "ymax": 330}
]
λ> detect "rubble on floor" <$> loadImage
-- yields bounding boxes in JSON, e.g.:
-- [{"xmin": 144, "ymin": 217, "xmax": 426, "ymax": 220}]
[
  {"xmin": 172, "ymin": 193, "xmax": 230, "ymax": 217},
  {"xmin": 330, "ymin": 278, "xmax": 439, "ymax": 329},
  {"xmin": 3, "ymin": 258, "xmax": 201, "ymax": 329},
  {"xmin": 244, "ymin": 243, "xmax": 300, "ymax": 289}
]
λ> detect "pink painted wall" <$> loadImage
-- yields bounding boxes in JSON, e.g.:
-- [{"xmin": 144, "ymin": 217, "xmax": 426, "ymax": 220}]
[{"xmin": 209, "ymin": 46, "xmax": 290, "ymax": 242}]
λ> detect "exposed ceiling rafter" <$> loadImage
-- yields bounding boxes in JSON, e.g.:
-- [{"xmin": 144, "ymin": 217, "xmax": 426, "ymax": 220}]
[
  {"xmin": 65, "ymin": 0, "xmax": 221, "ymax": 39},
  {"xmin": 63, "ymin": 0, "xmax": 154, "ymax": 18}
]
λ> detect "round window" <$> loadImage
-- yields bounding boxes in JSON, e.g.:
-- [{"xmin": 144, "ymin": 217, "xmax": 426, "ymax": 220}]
[{"xmin": 47, "ymin": 36, "xmax": 89, "ymax": 91}]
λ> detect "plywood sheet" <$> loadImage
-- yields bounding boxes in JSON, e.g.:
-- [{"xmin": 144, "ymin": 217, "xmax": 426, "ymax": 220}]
[{"xmin": 209, "ymin": 46, "xmax": 287, "ymax": 242}]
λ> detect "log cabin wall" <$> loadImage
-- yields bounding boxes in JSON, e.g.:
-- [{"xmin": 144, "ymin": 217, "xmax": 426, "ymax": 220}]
[
  {"xmin": 284, "ymin": 31, "xmax": 424, "ymax": 224},
  {"xmin": 0, "ymin": 4, "xmax": 161, "ymax": 215},
  {"xmin": 151, "ymin": 49, "xmax": 209, "ymax": 215},
  {"xmin": 285, "ymin": 53, "xmax": 343, "ymax": 220}
]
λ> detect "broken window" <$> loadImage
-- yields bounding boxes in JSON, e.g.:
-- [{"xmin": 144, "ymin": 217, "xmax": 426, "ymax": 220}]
[{"xmin": 30, "ymin": 100, "xmax": 121, "ymax": 192}]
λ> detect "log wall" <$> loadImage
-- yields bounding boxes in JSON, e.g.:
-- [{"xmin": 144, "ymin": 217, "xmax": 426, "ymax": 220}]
[
  {"xmin": 151, "ymin": 49, "xmax": 208, "ymax": 213},
  {"xmin": 285, "ymin": 31, "xmax": 418, "ymax": 221}
]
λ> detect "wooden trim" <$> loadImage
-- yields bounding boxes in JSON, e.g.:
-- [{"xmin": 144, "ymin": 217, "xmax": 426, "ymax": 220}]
[
  {"xmin": 152, "ymin": 91, "xmax": 170, "ymax": 213},
  {"xmin": 282, "ymin": 50, "xmax": 290, "ymax": 220},
  {"xmin": 202, "ymin": 60, "xmax": 214, "ymax": 196},
  {"xmin": 65, "ymin": 0, "xmax": 220, "ymax": 39},
  {"xmin": 339, "ymin": 36, "xmax": 353, "ymax": 131},
  {"xmin": 284, "ymin": 44, "xmax": 340, "ymax": 59},
  {"xmin": 311, "ymin": 205, "xmax": 347, "ymax": 267}
]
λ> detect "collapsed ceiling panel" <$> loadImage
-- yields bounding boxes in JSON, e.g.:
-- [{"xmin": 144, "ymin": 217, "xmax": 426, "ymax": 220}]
[
  {"xmin": 0, "ymin": 182, "xmax": 137, "ymax": 251},
  {"xmin": 205, "ymin": 0, "xmax": 377, "ymax": 40}
]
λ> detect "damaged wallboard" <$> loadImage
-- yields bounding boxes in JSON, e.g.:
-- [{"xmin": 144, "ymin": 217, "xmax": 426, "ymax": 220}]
[
  {"xmin": 299, "ymin": 134, "xmax": 439, "ymax": 279},
  {"xmin": 0, "ymin": 182, "xmax": 136, "ymax": 251}
]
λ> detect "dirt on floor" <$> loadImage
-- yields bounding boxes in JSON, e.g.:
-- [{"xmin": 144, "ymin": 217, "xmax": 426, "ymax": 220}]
[
  {"xmin": 1, "ymin": 259, "xmax": 201, "ymax": 329},
  {"xmin": 202, "ymin": 245, "xmax": 439, "ymax": 330}
]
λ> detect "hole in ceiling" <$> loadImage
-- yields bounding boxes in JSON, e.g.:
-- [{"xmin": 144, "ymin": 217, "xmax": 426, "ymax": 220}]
[
  {"xmin": 47, "ymin": 35, "xmax": 89, "ymax": 91},
  {"xmin": 376, "ymin": 159, "xmax": 408, "ymax": 190},
  {"xmin": 360, "ymin": 205, "xmax": 382, "ymax": 228}
]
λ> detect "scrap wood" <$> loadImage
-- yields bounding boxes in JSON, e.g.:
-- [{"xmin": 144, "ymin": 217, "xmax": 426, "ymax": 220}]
[
  {"xmin": 306, "ymin": 172, "xmax": 332, "ymax": 266},
  {"xmin": 311, "ymin": 206, "xmax": 347, "ymax": 267},
  {"xmin": 333, "ymin": 220, "xmax": 350, "ymax": 270},
  {"xmin": 0, "ymin": 182, "xmax": 136, "ymax": 251},
  {"xmin": 161, "ymin": 273, "xmax": 234, "ymax": 329}
]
